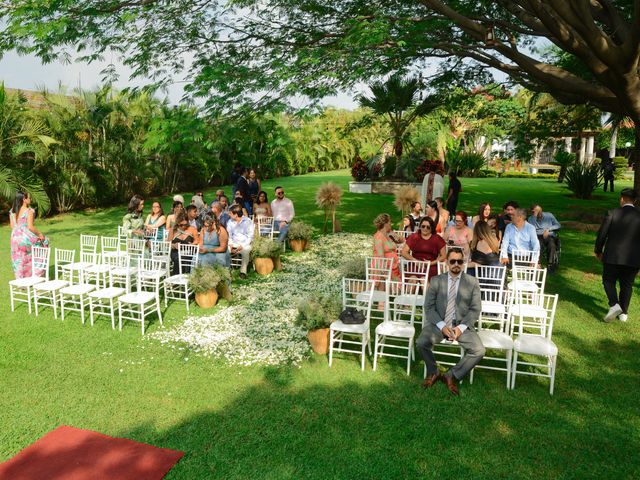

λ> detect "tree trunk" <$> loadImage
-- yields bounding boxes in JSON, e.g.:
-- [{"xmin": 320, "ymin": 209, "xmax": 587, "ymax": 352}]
[
  {"xmin": 393, "ymin": 138, "xmax": 404, "ymax": 178},
  {"xmin": 610, "ymin": 124, "xmax": 618, "ymax": 159}
]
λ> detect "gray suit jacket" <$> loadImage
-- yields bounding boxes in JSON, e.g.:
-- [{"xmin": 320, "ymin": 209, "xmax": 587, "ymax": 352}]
[{"xmin": 424, "ymin": 272, "xmax": 481, "ymax": 329}]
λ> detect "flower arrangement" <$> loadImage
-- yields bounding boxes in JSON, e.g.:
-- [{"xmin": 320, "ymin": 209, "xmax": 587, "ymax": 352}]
[
  {"xmin": 251, "ymin": 235, "xmax": 283, "ymax": 259},
  {"xmin": 188, "ymin": 265, "xmax": 230, "ymax": 293},
  {"xmin": 287, "ymin": 220, "xmax": 313, "ymax": 241},
  {"xmin": 339, "ymin": 257, "xmax": 367, "ymax": 280},
  {"xmin": 316, "ymin": 182, "xmax": 343, "ymax": 233},
  {"xmin": 414, "ymin": 159, "xmax": 445, "ymax": 182},
  {"xmin": 351, "ymin": 155, "xmax": 369, "ymax": 181},
  {"xmin": 295, "ymin": 293, "xmax": 341, "ymax": 331}
]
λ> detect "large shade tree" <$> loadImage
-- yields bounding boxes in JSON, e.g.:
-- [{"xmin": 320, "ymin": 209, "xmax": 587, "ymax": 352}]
[{"xmin": 2, "ymin": 1, "xmax": 640, "ymax": 189}]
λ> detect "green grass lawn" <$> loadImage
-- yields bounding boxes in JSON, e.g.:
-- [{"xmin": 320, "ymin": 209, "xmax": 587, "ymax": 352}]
[{"xmin": 1, "ymin": 171, "xmax": 639, "ymax": 479}]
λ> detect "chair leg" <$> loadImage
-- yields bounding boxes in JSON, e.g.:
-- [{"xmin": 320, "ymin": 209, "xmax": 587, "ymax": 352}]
[
  {"xmin": 469, "ymin": 367, "xmax": 474, "ymax": 384},
  {"xmin": 52, "ymin": 291, "xmax": 58, "ymax": 319},
  {"xmin": 89, "ymin": 298, "xmax": 95, "ymax": 326},
  {"xmin": 372, "ymin": 334, "xmax": 379, "ymax": 371},
  {"xmin": 118, "ymin": 301, "xmax": 123, "ymax": 331},
  {"xmin": 328, "ymin": 329, "xmax": 334, "ymax": 367},
  {"xmin": 164, "ymin": 282, "xmax": 168, "ymax": 307},
  {"xmin": 185, "ymin": 284, "xmax": 190, "ymax": 311},
  {"xmin": 34, "ymin": 289, "xmax": 40, "ymax": 316},
  {"xmin": 140, "ymin": 303, "xmax": 145, "ymax": 335},
  {"xmin": 10, "ymin": 285, "xmax": 15, "ymax": 312},
  {"xmin": 511, "ymin": 350, "xmax": 519, "ymax": 390},
  {"xmin": 80, "ymin": 294, "xmax": 86, "ymax": 325},
  {"xmin": 506, "ymin": 349, "xmax": 513, "ymax": 389},
  {"xmin": 549, "ymin": 355, "xmax": 557, "ymax": 395},
  {"xmin": 61, "ymin": 294, "xmax": 66, "ymax": 321},
  {"xmin": 156, "ymin": 297, "xmax": 163, "ymax": 325},
  {"xmin": 406, "ymin": 337, "xmax": 413, "ymax": 375},
  {"xmin": 110, "ymin": 298, "xmax": 115, "ymax": 330},
  {"xmin": 361, "ymin": 334, "xmax": 366, "ymax": 371}
]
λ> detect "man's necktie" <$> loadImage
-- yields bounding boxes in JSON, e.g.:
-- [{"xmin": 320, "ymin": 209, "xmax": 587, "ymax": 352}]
[{"xmin": 444, "ymin": 277, "xmax": 458, "ymax": 328}]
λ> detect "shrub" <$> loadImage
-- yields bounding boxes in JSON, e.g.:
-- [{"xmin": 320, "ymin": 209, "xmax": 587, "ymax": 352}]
[
  {"xmin": 565, "ymin": 162, "xmax": 602, "ymax": 199},
  {"xmin": 188, "ymin": 265, "xmax": 231, "ymax": 293},
  {"xmin": 457, "ymin": 151, "xmax": 486, "ymax": 176},
  {"xmin": 287, "ymin": 220, "xmax": 313, "ymax": 241},
  {"xmin": 295, "ymin": 293, "xmax": 342, "ymax": 331},
  {"xmin": 383, "ymin": 156, "xmax": 396, "ymax": 177},
  {"xmin": 351, "ymin": 156, "xmax": 368, "ymax": 181},
  {"xmin": 552, "ymin": 150, "xmax": 576, "ymax": 182},
  {"xmin": 339, "ymin": 257, "xmax": 367, "ymax": 280},
  {"xmin": 612, "ymin": 156, "xmax": 628, "ymax": 179},
  {"xmin": 414, "ymin": 159, "xmax": 445, "ymax": 182},
  {"xmin": 251, "ymin": 235, "xmax": 282, "ymax": 259}
]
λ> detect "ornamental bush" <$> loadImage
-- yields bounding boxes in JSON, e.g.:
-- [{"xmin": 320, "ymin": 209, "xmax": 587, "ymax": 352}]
[
  {"xmin": 565, "ymin": 162, "xmax": 602, "ymax": 199},
  {"xmin": 351, "ymin": 155, "xmax": 368, "ymax": 181},
  {"xmin": 414, "ymin": 159, "xmax": 445, "ymax": 182}
]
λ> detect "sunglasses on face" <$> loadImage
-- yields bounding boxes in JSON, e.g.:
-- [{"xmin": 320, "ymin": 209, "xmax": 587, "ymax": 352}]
[
  {"xmin": 420, "ymin": 225, "xmax": 431, "ymax": 230},
  {"xmin": 449, "ymin": 259, "xmax": 464, "ymax": 265}
]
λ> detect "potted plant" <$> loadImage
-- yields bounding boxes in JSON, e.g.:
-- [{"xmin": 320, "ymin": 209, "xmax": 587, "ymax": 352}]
[
  {"xmin": 296, "ymin": 293, "xmax": 342, "ymax": 354},
  {"xmin": 188, "ymin": 265, "xmax": 229, "ymax": 308},
  {"xmin": 251, "ymin": 236, "xmax": 282, "ymax": 275},
  {"xmin": 287, "ymin": 220, "xmax": 313, "ymax": 252}
]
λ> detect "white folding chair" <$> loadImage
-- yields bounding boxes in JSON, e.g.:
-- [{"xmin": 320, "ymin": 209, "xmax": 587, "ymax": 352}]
[
  {"xmin": 118, "ymin": 258, "xmax": 163, "ymax": 335},
  {"xmin": 511, "ymin": 293, "xmax": 559, "ymax": 395},
  {"xmin": 126, "ymin": 237, "xmax": 146, "ymax": 268},
  {"xmin": 364, "ymin": 256, "xmax": 393, "ymax": 323},
  {"xmin": 149, "ymin": 239, "xmax": 171, "ymax": 278},
  {"xmin": 397, "ymin": 259, "xmax": 430, "ymax": 322},
  {"xmin": 33, "ymin": 248, "xmax": 74, "ymax": 318},
  {"xmin": 256, "ymin": 216, "xmax": 276, "ymax": 238},
  {"xmin": 9, "ymin": 246, "xmax": 50, "ymax": 313},
  {"xmin": 117, "ymin": 226, "xmax": 128, "ymax": 250},
  {"xmin": 60, "ymin": 280, "xmax": 96, "ymax": 324},
  {"xmin": 83, "ymin": 252, "xmax": 112, "ymax": 289},
  {"xmin": 88, "ymin": 255, "xmax": 130, "ymax": 329},
  {"xmin": 373, "ymin": 281, "xmax": 417, "ymax": 375},
  {"xmin": 164, "ymin": 244, "xmax": 199, "ymax": 311},
  {"xmin": 511, "ymin": 249, "xmax": 540, "ymax": 268},
  {"xmin": 507, "ymin": 265, "xmax": 547, "ymax": 295},
  {"xmin": 107, "ymin": 252, "xmax": 137, "ymax": 292},
  {"xmin": 476, "ymin": 265, "xmax": 508, "ymax": 330},
  {"xmin": 61, "ymin": 234, "xmax": 98, "ymax": 283},
  {"xmin": 329, "ymin": 279, "xmax": 375, "ymax": 371}
]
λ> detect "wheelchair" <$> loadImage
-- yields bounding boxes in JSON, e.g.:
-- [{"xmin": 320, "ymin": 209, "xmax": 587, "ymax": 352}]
[{"xmin": 538, "ymin": 233, "xmax": 561, "ymax": 270}]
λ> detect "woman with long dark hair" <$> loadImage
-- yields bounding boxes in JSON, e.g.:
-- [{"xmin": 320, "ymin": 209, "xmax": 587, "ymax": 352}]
[
  {"xmin": 425, "ymin": 200, "xmax": 443, "ymax": 236},
  {"xmin": 10, "ymin": 191, "xmax": 46, "ymax": 278},
  {"xmin": 122, "ymin": 194, "xmax": 145, "ymax": 238},
  {"xmin": 144, "ymin": 201, "xmax": 166, "ymax": 239},
  {"xmin": 472, "ymin": 202, "xmax": 491, "ymax": 226}
]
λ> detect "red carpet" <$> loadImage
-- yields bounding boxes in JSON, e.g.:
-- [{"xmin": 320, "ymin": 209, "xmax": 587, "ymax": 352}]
[{"xmin": 0, "ymin": 426, "xmax": 184, "ymax": 480}]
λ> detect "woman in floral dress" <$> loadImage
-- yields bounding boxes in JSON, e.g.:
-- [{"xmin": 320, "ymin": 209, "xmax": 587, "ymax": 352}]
[
  {"xmin": 10, "ymin": 191, "xmax": 46, "ymax": 279},
  {"xmin": 372, "ymin": 213, "xmax": 400, "ymax": 280}
]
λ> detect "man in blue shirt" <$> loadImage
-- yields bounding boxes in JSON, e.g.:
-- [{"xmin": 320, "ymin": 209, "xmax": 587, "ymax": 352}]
[
  {"xmin": 528, "ymin": 203, "xmax": 561, "ymax": 272},
  {"xmin": 500, "ymin": 208, "xmax": 540, "ymax": 264}
]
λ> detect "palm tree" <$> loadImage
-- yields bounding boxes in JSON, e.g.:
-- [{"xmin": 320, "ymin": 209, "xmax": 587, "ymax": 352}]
[
  {"xmin": 603, "ymin": 112, "xmax": 632, "ymax": 158},
  {"xmin": 357, "ymin": 75, "xmax": 440, "ymax": 178}
]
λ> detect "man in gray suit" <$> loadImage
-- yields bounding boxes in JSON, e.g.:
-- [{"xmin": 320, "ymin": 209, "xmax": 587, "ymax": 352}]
[{"xmin": 416, "ymin": 248, "xmax": 485, "ymax": 395}]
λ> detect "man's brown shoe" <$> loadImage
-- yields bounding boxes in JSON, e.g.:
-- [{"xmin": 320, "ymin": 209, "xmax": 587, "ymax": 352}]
[
  {"xmin": 442, "ymin": 375, "xmax": 459, "ymax": 396},
  {"xmin": 421, "ymin": 373, "xmax": 441, "ymax": 389}
]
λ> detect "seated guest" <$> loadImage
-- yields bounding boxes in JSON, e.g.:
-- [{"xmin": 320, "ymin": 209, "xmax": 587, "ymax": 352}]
[
  {"xmin": 372, "ymin": 213, "xmax": 400, "ymax": 280},
  {"xmin": 227, "ymin": 204, "xmax": 254, "ymax": 279},
  {"xmin": 191, "ymin": 194, "xmax": 206, "ymax": 215},
  {"xmin": 416, "ymin": 248, "xmax": 485, "ymax": 395},
  {"xmin": 500, "ymin": 208, "xmax": 540, "ymax": 264},
  {"xmin": 425, "ymin": 200, "xmax": 443, "ymax": 236},
  {"xmin": 528, "ymin": 203, "xmax": 561, "ymax": 272},
  {"xmin": 173, "ymin": 194, "xmax": 185, "ymax": 205},
  {"xmin": 215, "ymin": 189, "xmax": 225, "ymax": 202},
  {"xmin": 144, "ymin": 201, "xmax": 166, "ymax": 239},
  {"xmin": 253, "ymin": 191, "xmax": 273, "ymax": 219},
  {"xmin": 410, "ymin": 201, "xmax": 422, "ymax": 223},
  {"xmin": 434, "ymin": 197, "xmax": 450, "ymax": 228},
  {"xmin": 122, "ymin": 194, "xmax": 145, "ymax": 238},
  {"xmin": 472, "ymin": 202, "xmax": 491, "ymax": 226},
  {"xmin": 402, "ymin": 214, "xmax": 416, "ymax": 235},
  {"xmin": 219, "ymin": 194, "xmax": 230, "ymax": 212},
  {"xmin": 169, "ymin": 213, "xmax": 199, "ymax": 275},
  {"xmin": 401, "ymin": 216, "xmax": 446, "ymax": 280},
  {"xmin": 271, "ymin": 186, "xmax": 295, "ymax": 242},
  {"xmin": 468, "ymin": 221, "xmax": 501, "ymax": 273},
  {"xmin": 166, "ymin": 201, "xmax": 184, "ymax": 238},
  {"xmin": 210, "ymin": 201, "xmax": 230, "ymax": 229},
  {"xmin": 198, "ymin": 214, "xmax": 230, "ymax": 267},
  {"xmin": 185, "ymin": 204, "xmax": 202, "ymax": 231},
  {"xmin": 233, "ymin": 193, "xmax": 249, "ymax": 217},
  {"xmin": 487, "ymin": 213, "xmax": 501, "ymax": 243},
  {"xmin": 444, "ymin": 211, "xmax": 473, "ymax": 261},
  {"xmin": 194, "ymin": 191, "xmax": 206, "ymax": 206},
  {"xmin": 498, "ymin": 200, "xmax": 519, "ymax": 238}
]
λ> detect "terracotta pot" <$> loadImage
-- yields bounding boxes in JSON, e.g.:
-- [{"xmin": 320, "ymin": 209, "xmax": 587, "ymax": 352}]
[
  {"xmin": 289, "ymin": 239, "xmax": 308, "ymax": 252},
  {"xmin": 254, "ymin": 257, "xmax": 274, "ymax": 275},
  {"xmin": 195, "ymin": 289, "xmax": 218, "ymax": 308},
  {"xmin": 273, "ymin": 256, "xmax": 283, "ymax": 271},
  {"xmin": 217, "ymin": 283, "xmax": 233, "ymax": 301},
  {"xmin": 307, "ymin": 328, "xmax": 330, "ymax": 354}
]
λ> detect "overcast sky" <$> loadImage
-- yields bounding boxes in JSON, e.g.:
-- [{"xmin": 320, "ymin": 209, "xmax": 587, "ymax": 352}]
[{"xmin": 0, "ymin": 50, "xmax": 359, "ymax": 109}]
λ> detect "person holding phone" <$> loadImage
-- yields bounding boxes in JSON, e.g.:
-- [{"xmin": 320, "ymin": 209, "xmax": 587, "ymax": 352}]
[{"xmin": 169, "ymin": 212, "xmax": 199, "ymax": 275}]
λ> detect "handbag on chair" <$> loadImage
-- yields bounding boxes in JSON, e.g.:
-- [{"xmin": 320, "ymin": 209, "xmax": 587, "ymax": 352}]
[{"xmin": 339, "ymin": 307, "xmax": 365, "ymax": 324}]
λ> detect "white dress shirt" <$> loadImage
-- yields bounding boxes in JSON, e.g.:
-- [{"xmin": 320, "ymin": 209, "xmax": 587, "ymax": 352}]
[
  {"xmin": 271, "ymin": 198, "xmax": 295, "ymax": 223},
  {"xmin": 227, "ymin": 216, "xmax": 254, "ymax": 249}
]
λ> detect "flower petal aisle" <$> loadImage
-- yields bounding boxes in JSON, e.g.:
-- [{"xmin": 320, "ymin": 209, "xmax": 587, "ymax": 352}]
[{"xmin": 149, "ymin": 233, "xmax": 371, "ymax": 366}]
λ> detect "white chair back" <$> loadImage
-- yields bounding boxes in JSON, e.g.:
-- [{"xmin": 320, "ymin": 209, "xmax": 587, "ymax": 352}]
[
  {"xmin": 342, "ymin": 278, "xmax": 375, "ymax": 321},
  {"xmin": 256, "ymin": 216, "xmax": 276, "ymax": 238},
  {"xmin": 80, "ymin": 234, "xmax": 99, "ymax": 254},
  {"xmin": 32, "ymin": 246, "xmax": 51, "ymax": 280},
  {"xmin": 150, "ymin": 239, "xmax": 171, "ymax": 258},
  {"xmin": 137, "ymin": 258, "xmax": 164, "ymax": 293},
  {"xmin": 55, "ymin": 249, "xmax": 76, "ymax": 280},
  {"xmin": 512, "ymin": 266, "xmax": 547, "ymax": 293},
  {"xmin": 476, "ymin": 265, "xmax": 507, "ymax": 290},
  {"xmin": 386, "ymin": 280, "xmax": 419, "ymax": 325},
  {"xmin": 365, "ymin": 256, "xmax": 392, "ymax": 283},
  {"xmin": 126, "ymin": 238, "xmax": 146, "ymax": 264},
  {"xmin": 101, "ymin": 236, "xmax": 120, "ymax": 255},
  {"xmin": 512, "ymin": 249, "xmax": 540, "ymax": 268},
  {"xmin": 117, "ymin": 226, "xmax": 128, "ymax": 250},
  {"xmin": 512, "ymin": 292, "xmax": 558, "ymax": 338},
  {"xmin": 178, "ymin": 244, "xmax": 199, "ymax": 274},
  {"xmin": 399, "ymin": 259, "xmax": 430, "ymax": 299}
]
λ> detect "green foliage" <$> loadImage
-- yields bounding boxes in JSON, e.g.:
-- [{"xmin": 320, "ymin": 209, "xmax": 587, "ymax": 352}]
[
  {"xmin": 339, "ymin": 257, "xmax": 367, "ymax": 280},
  {"xmin": 612, "ymin": 156, "xmax": 629, "ymax": 179},
  {"xmin": 188, "ymin": 265, "xmax": 230, "ymax": 293},
  {"xmin": 552, "ymin": 150, "xmax": 576, "ymax": 182},
  {"xmin": 565, "ymin": 162, "xmax": 603, "ymax": 199},
  {"xmin": 250, "ymin": 235, "xmax": 282, "ymax": 259},
  {"xmin": 295, "ymin": 292, "xmax": 341, "ymax": 331},
  {"xmin": 286, "ymin": 220, "xmax": 313, "ymax": 241},
  {"xmin": 382, "ymin": 156, "xmax": 396, "ymax": 177}
]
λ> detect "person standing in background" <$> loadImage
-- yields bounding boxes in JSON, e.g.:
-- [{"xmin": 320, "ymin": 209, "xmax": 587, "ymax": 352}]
[
  {"xmin": 446, "ymin": 171, "xmax": 462, "ymax": 218},
  {"xmin": 10, "ymin": 191, "xmax": 46, "ymax": 279}
]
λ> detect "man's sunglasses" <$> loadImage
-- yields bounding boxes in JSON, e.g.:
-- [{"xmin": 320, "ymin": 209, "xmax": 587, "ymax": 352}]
[
  {"xmin": 448, "ymin": 259, "xmax": 464, "ymax": 265},
  {"xmin": 419, "ymin": 225, "xmax": 431, "ymax": 230}
]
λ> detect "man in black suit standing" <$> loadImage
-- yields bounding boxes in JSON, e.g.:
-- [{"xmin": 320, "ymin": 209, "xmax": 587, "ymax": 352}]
[
  {"xmin": 416, "ymin": 248, "xmax": 484, "ymax": 395},
  {"xmin": 595, "ymin": 188, "xmax": 640, "ymax": 322}
]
